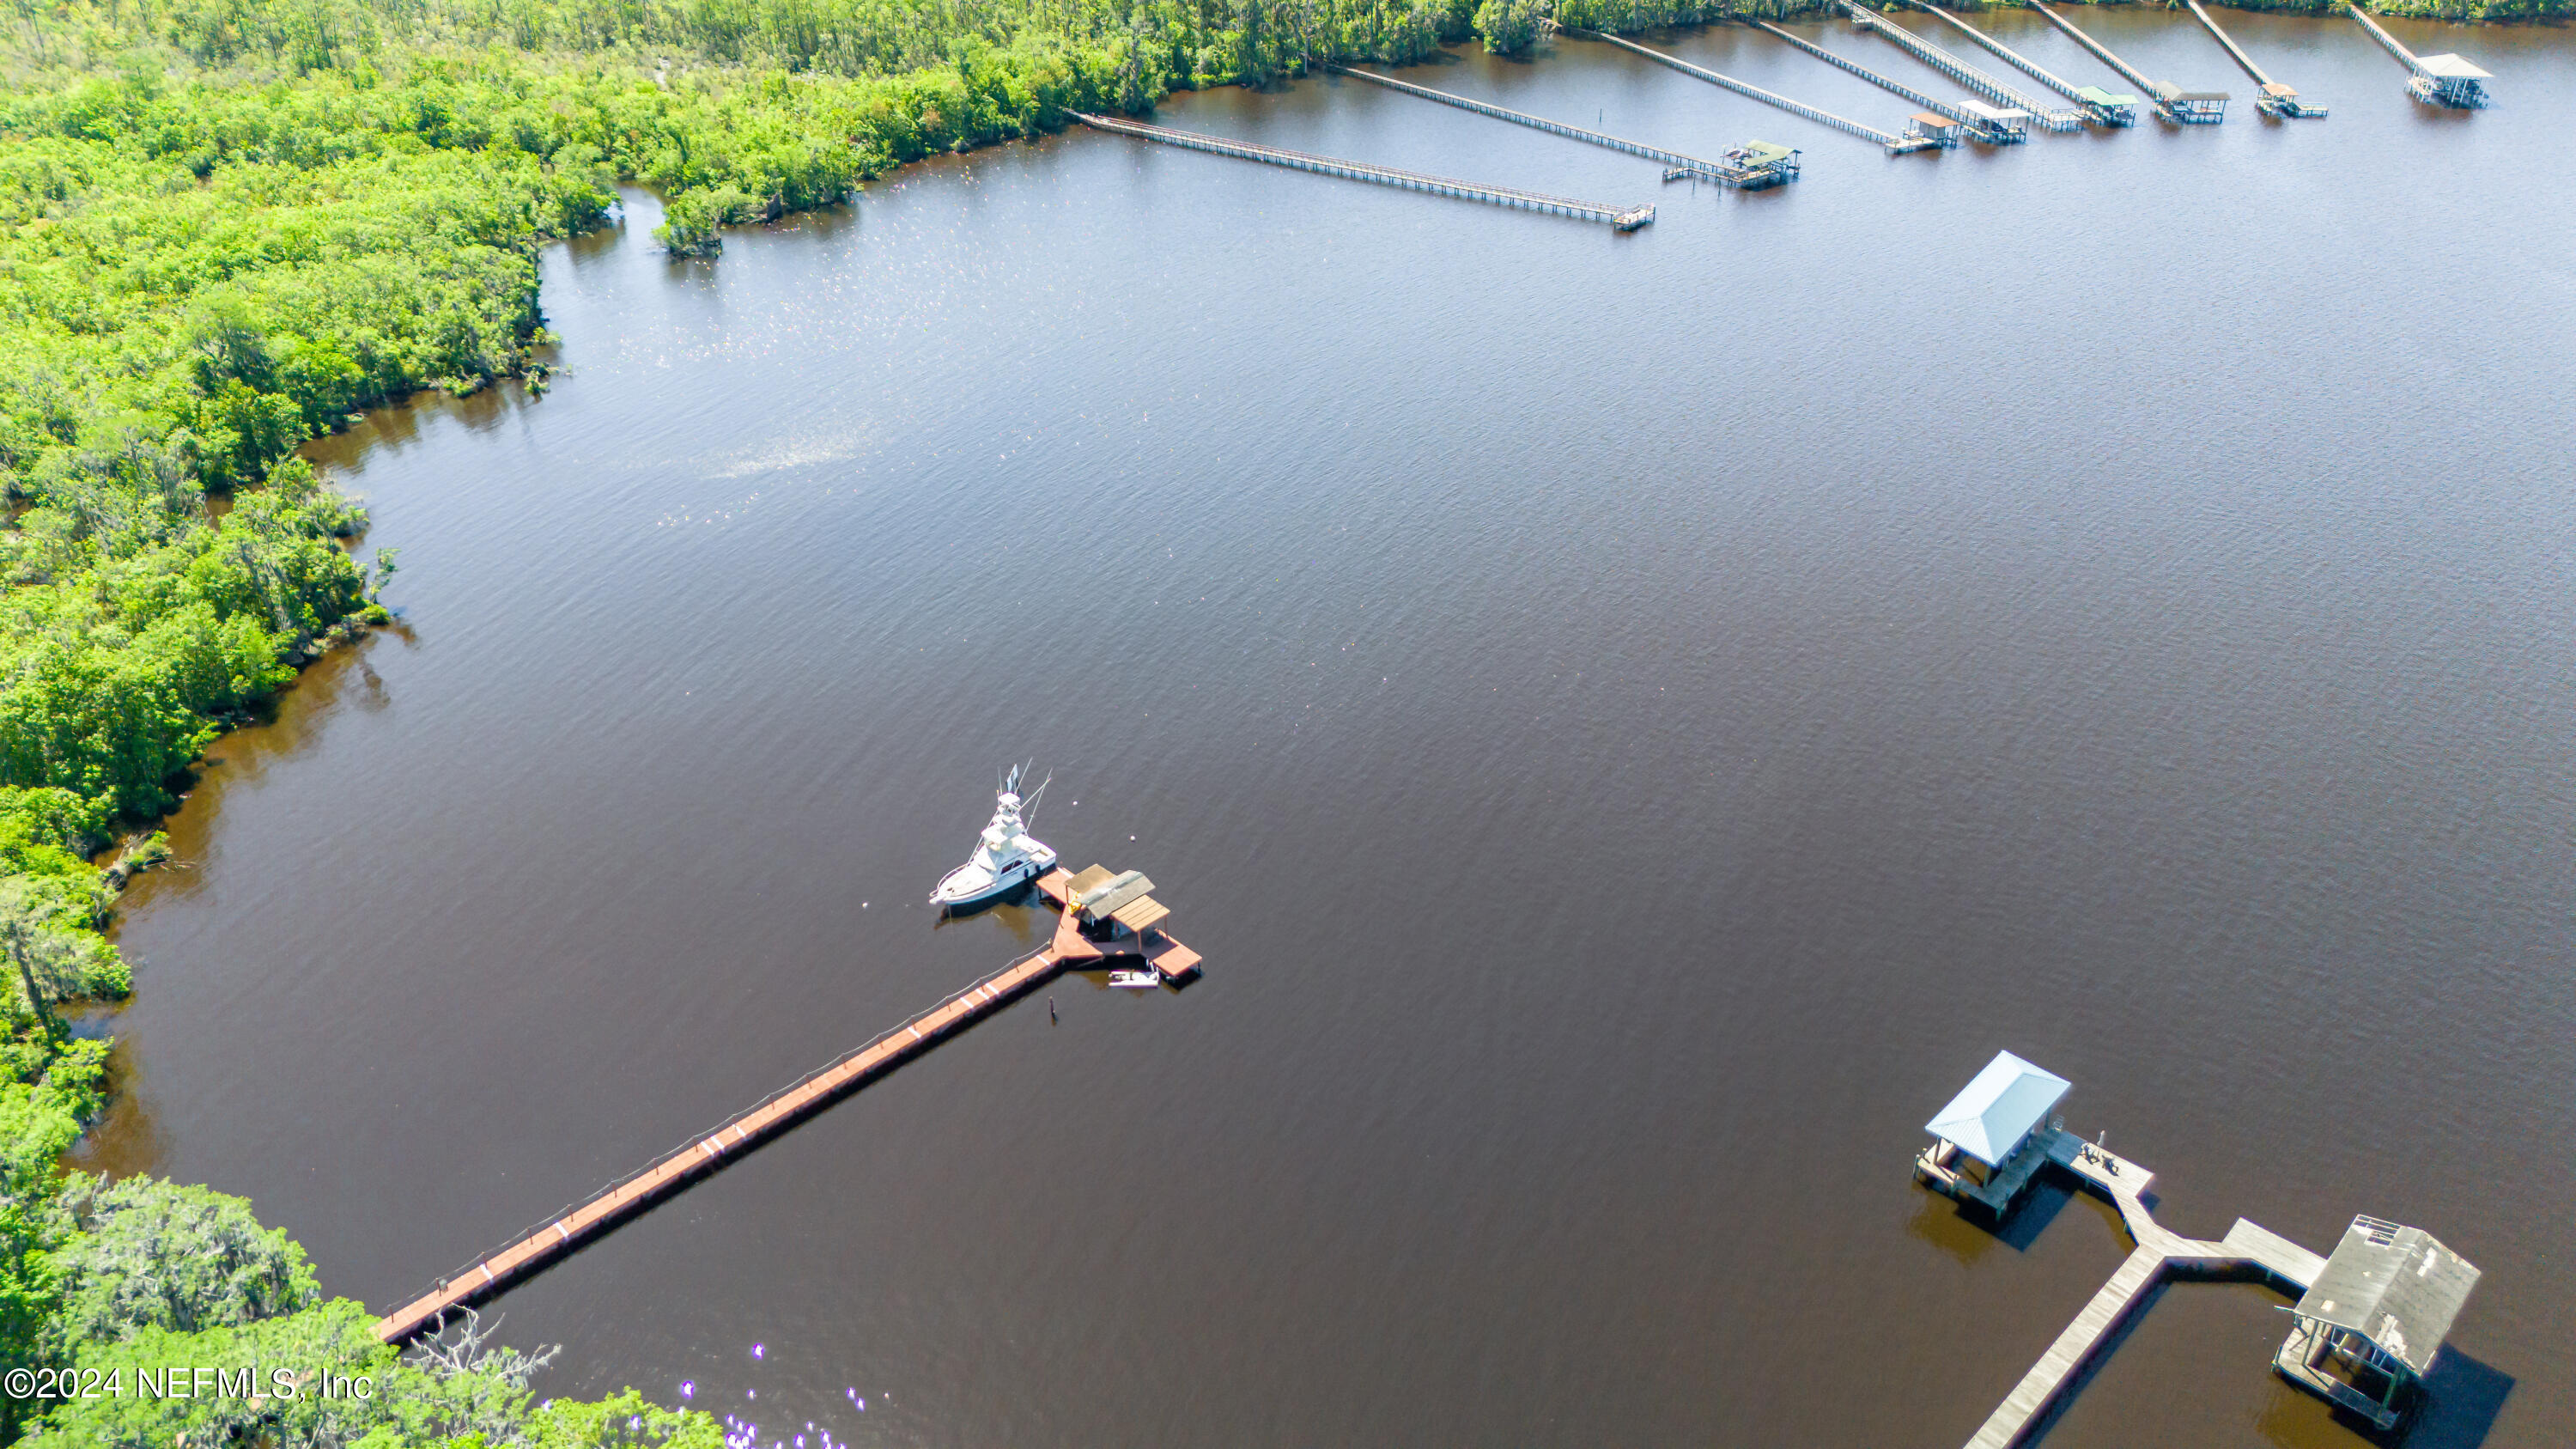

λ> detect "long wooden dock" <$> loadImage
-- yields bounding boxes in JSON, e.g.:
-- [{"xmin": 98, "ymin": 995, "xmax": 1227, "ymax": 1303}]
[
  {"xmin": 1952, "ymin": 1131, "xmax": 2324, "ymax": 1449},
  {"xmin": 1072, "ymin": 112, "xmax": 1653, "ymax": 228},
  {"xmin": 1564, "ymin": 27, "xmax": 1939, "ymax": 154},
  {"xmin": 374, "ymin": 868, "xmax": 1203, "ymax": 1344},
  {"xmin": 2348, "ymin": 3, "xmax": 2489, "ymax": 107},
  {"xmin": 1323, "ymin": 64, "xmax": 1793, "ymax": 188},
  {"xmin": 2026, "ymin": 0, "xmax": 2227, "ymax": 123},
  {"xmin": 1750, "ymin": 19, "xmax": 2020, "ymax": 143},
  {"xmin": 1842, "ymin": 2, "xmax": 2084, "ymax": 131},
  {"xmin": 1893, "ymin": 0, "xmax": 2136, "ymax": 126}
]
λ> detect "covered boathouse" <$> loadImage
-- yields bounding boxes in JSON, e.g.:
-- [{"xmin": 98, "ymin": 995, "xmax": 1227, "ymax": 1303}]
[
  {"xmin": 1914, "ymin": 1050, "xmax": 2071, "ymax": 1218},
  {"xmin": 1045, "ymin": 864, "xmax": 1204, "ymax": 983},
  {"xmin": 2275, "ymin": 1216, "xmax": 2482, "ymax": 1430}
]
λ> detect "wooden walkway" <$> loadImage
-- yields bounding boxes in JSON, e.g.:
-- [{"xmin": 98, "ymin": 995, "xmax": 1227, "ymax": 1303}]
[
  {"xmin": 1323, "ymin": 64, "xmax": 1790, "ymax": 188},
  {"xmin": 1955, "ymin": 1133, "xmax": 2324, "ymax": 1449},
  {"xmin": 374, "ymin": 947, "xmax": 1070, "ymax": 1343},
  {"xmin": 374, "ymin": 866, "xmax": 1206, "ymax": 1344},
  {"xmin": 1072, "ymin": 113, "xmax": 1654, "ymax": 229}
]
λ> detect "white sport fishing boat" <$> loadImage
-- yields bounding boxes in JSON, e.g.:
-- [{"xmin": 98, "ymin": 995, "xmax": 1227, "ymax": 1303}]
[
  {"xmin": 928, "ymin": 764, "xmax": 1059, "ymax": 912},
  {"xmin": 1107, "ymin": 970, "xmax": 1160, "ymax": 989}
]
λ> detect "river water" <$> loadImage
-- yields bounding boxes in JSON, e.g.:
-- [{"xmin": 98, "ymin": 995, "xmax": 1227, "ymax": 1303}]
[{"xmin": 88, "ymin": 9, "xmax": 2573, "ymax": 1446}]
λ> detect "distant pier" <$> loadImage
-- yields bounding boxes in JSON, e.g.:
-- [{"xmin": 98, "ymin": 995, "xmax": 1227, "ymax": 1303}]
[
  {"xmin": 1564, "ymin": 27, "xmax": 1941, "ymax": 154},
  {"xmin": 1751, "ymin": 18, "xmax": 2023, "ymax": 144},
  {"xmin": 2027, "ymin": 0, "xmax": 2230, "ymax": 123},
  {"xmin": 1325, "ymin": 64, "xmax": 1797, "ymax": 188},
  {"xmin": 1893, "ymin": 0, "xmax": 2137, "ymax": 126},
  {"xmin": 2348, "ymin": 3, "xmax": 2491, "ymax": 107},
  {"xmin": 1072, "ymin": 112, "xmax": 1654, "ymax": 228},
  {"xmin": 2184, "ymin": 0, "xmax": 2326, "ymax": 117},
  {"xmin": 374, "ymin": 866, "xmax": 1201, "ymax": 1345},
  {"xmin": 1841, "ymin": 3, "xmax": 2083, "ymax": 131}
]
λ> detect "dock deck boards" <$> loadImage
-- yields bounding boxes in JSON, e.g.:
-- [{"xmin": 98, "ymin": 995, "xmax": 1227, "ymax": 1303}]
[
  {"xmin": 1944, "ymin": 1131, "xmax": 2327, "ymax": 1447},
  {"xmin": 374, "ymin": 861, "xmax": 1204, "ymax": 1345},
  {"xmin": 1967, "ymin": 1243, "xmax": 2168, "ymax": 1449}
]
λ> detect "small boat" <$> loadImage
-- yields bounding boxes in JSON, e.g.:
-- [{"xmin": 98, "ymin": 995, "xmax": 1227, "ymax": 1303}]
[
  {"xmin": 1107, "ymin": 970, "xmax": 1161, "ymax": 989},
  {"xmin": 928, "ymin": 764, "xmax": 1059, "ymax": 912}
]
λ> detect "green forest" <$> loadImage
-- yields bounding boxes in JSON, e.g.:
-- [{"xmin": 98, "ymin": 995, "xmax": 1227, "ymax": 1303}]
[{"xmin": 0, "ymin": 0, "xmax": 2555, "ymax": 1435}]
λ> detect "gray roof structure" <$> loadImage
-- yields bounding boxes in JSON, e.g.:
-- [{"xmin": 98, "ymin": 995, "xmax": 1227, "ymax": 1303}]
[
  {"xmin": 2417, "ymin": 52, "xmax": 2493, "ymax": 79},
  {"xmin": 1074, "ymin": 868, "xmax": 1157, "ymax": 920},
  {"xmin": 1925, "ymin": 1050, "xmax": 2070, "ymax": 1167},
  {"xmin": 2293, "ymin": 1216, "xmax": 2482, "ymax": 1374}
]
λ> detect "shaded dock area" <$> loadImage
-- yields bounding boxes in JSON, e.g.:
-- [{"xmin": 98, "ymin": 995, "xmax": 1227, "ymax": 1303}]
[{"xmin": 1072, "ymin": 112, "xmax": 1654, "ymax": 228}]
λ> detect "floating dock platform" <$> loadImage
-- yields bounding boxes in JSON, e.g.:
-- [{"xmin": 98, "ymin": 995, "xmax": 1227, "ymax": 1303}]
[
  {"xmin": 1326, "ymin": 64, "xmax": 1796, "ymax": 188},
  {"xmin": 2348, "ymin": 3, "xmax": 2490, "ymax": 107},
  {"xmin": 1072, "ymin": 112, "xmax": 1653, "ymax": 228},
  {"xmin": 374, "ymin": 866, "xmax": 1201, "ymax": 1345}
]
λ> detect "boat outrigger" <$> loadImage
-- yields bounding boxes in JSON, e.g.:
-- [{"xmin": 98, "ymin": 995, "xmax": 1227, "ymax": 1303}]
[{"xmin": 928, "ymin": 764, "xmax": 1058, "ymax": 912}]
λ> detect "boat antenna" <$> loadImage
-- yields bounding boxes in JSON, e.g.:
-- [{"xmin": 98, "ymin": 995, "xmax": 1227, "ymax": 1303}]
[{"xmin": 1023, "ymin": 770, "xmax": 1054, "ymax": 822}]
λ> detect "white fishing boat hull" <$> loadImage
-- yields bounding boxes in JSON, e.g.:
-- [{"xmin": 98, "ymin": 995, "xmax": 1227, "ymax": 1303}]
[{"xmin": 930, "ymin": 766, "xmax": 1060, "ymax": 912}]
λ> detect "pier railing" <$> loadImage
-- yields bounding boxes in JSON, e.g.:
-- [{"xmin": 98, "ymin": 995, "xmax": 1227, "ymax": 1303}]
[
  {"xmin": 379, "ymin": 945, "xmax": 1065, "ymax": 1343},
  {"xmin": 1894, "ymin": 0, "xmax": 2131, "ymax": 125},
  {"xmin": 1568, "ymin": 27, "xmax": 1923, "ymax": 152},
  {"xmin": 1844, "ymin": 3, "xmax": 2084, "ymax": 131},
  {"xmin": 1323, "ymin": 64, "xmax": 1781, "ymax": 186},
  {"xmin": 1072, "ymin": 112, "xmax": 1653, "ymax": 228},
  {"xmin": 1750, "ymin": 20, "xmax": 2017, "ymax": 143}
]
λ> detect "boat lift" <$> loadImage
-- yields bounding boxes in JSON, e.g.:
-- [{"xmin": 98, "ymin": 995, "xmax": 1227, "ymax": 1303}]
[
  {"xmin": 2348, "ymin": 3, "xmax": 2490, "ymax": 107},
  {"xmin": 1749, "ymin": 19, "xmax": 2024, "ymax": 143},
  {"xmin": 2027, "ymin": 0, "xmax": 2229, "ymax": 124},
  {"xmin": 1838, "ymin": 2, "xmax": 2084, "ymax": 132},
  {"xmin": 1892, "ymin": 0, "xmax": 2137, "ymax": 126},
  {"xmin": 2183, "ymin": 0, "xmax": 2324, "ymax": 117}
]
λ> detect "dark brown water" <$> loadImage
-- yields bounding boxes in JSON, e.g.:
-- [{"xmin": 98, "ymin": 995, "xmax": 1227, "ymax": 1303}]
[{"xmin": 88, "ymin": 11, "xmax": 2575, "ymax": 1447}]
